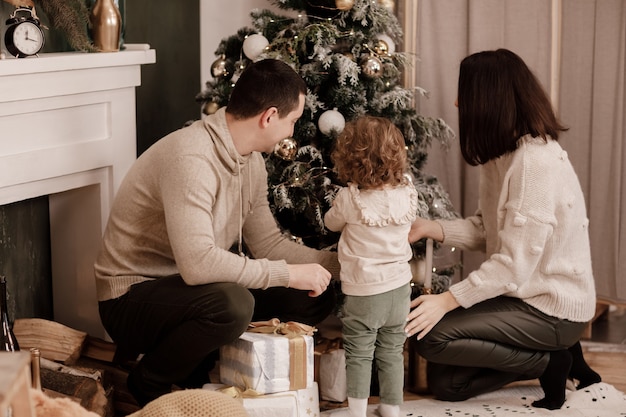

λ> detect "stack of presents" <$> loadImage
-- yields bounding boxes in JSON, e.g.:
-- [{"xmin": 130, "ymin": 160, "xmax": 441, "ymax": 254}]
[{"xmin": 203, "ymin": 318, "xmax": 347, "ymax": 417}]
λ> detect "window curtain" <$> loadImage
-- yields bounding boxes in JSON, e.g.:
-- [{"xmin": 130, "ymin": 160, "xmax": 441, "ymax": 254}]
[
  {"xmin": 559, "ymin": 1, "xmax": 626, "ymax": 304},
  {"xmin": 404, "ymin": 0, "xmax": 626, "ymax": 303}
]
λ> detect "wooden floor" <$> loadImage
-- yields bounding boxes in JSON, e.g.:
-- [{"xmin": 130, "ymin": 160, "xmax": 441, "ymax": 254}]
[{"xmin": 319, "ymin": 306, "xmax": 626, "ymax": 411}]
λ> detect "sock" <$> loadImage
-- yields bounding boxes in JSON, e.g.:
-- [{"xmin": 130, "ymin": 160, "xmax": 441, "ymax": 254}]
[
  {"xmin": 378, "ymin": 403, "xmax": 400, "ymax": 417},
  {"xmin": 532, "ymin": 349, "xmax": 572, "ymax": 410},
  {"xmin": 568, "ymin": 341, "xmax": 601, "ymax": 389},
  {"xmin": 345, "ymin": 397, "xmax": 368, "ymax": 417},
  {"xmin": 331, "ymin": 397, "xmax": 369, "ymax": 417}
]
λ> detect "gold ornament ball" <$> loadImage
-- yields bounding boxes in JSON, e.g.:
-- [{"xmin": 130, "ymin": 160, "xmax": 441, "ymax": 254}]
[
  {"xmin": 210, "ymin": 55, "xmax": 235, "ymax": 80},
  {"xmin": 203, "ymin": 101, "xmax": 220, "ymax": 115},
  {"xmin": 274, "ymin": 138, "xmax": 298, "ymax": 161},
  {"xmin": 377, "ymin": 34, "xmax": 396, "ymax": 54},
  {"xmin": 360, "ymin": 55, "xmax": 383, "ymax": 78},
  {"xmin": 335, "ymin": 0, "xmax": 355, "ymax": 11},
  {"xmin": 373, "ymin": 39, "xmax": 389, "ymax": 56}
]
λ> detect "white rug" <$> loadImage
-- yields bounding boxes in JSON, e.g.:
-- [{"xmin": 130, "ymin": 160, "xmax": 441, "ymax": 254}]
[{"xmin": 320, "ymin": 383, "xmax": 626, "ymax": 416}]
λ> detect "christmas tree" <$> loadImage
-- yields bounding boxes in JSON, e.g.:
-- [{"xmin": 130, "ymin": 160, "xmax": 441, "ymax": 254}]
[{"xmin": 197, "ymin": 0, "xmax": 458, "ymax": 295}]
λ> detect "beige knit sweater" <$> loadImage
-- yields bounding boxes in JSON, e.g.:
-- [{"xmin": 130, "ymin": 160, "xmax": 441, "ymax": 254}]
[
  {"xmin": 438, "ymin": 136, "xmax": 596, "ymax": 323},
  {"xmin": 94, "ymin": 108, "xmax": 339, "ymax": 301}
]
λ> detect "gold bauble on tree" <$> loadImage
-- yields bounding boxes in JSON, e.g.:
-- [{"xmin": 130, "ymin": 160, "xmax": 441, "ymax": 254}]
[
  {"xmin": 373, "ymin": 39, "xmax": 389, "ymax": 56},
  {"xmin": 273, "ymin": 138, "xmax": 298, "ymax": 161},
  {"xmin": 335, "ymin": 0, "xmax": 355, "ymax": 11},
  {"xmin": 203, "ymin": 101, "xmax": 220, "ymax": 115},
  {"xmin": 210, "ymin": 54, "xmax": 235, "ymax": 80}
]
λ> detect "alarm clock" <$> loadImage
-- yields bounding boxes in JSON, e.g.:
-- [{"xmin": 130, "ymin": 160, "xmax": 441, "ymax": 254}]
[{"xmin": 4, "ymin": 7, "xmax": 45, "ymax": 58}]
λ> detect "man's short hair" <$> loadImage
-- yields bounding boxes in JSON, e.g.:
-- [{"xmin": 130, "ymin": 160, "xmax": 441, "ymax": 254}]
[{"xmin": 226, "ymin": 59, "xmax": 307, "ymax": 120}]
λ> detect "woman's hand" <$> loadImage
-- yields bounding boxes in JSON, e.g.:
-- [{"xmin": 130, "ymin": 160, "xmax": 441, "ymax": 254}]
[
  {"xmin": 405, "ymin": 291, "xmax": 460, "ymax": 340},
  {"xmin": 409, "ymin": 218, "xmax": 444, "ymax": 243}
]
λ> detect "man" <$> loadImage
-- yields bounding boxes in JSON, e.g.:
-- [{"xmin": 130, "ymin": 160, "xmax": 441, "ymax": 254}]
[{"xmin": 94, "ymin": 59, "xmax": 339, "ymax": 406}]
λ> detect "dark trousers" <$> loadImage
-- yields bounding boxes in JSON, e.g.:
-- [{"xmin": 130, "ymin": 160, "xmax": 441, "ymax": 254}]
[
  {"xmin": 414, "ymin": 296, "xmax": 588, "ymax": 401},
  {"xmin": 98, "ymin": 275, "xmax": 336, "ymax": 389}
]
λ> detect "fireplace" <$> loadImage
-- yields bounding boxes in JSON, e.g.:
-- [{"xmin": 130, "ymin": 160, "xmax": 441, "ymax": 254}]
[{"xmin": 0, "ymin": 46, "xmax": 156, "ymax": 337}]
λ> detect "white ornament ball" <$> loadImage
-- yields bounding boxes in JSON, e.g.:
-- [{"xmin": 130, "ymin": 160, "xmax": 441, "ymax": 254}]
[
  {"xmin": 243, "ymin": 34, "xmax": 269, "ymax": 60},
  {"xmin": 318, "ymin": 108, "xmax": 346, "ymax": 136}
]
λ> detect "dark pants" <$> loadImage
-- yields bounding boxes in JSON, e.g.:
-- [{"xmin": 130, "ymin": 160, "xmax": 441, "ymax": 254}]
[
  {"xmin": 414, "ymin": 296, "xmax": 588, "ymax": 401},
  {"xmin": 98, "ymin": 275, "xmax": 336, "ymax": 390}
]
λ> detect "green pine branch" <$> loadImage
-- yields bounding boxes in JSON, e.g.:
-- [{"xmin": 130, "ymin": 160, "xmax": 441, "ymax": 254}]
[{"xmin": 36, "ymin": 0, "xmax": 96, "ymax": 52}]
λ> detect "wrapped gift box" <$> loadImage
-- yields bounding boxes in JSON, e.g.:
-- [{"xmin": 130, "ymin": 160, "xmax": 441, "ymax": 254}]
[
  {"xmin": 220, "ymin": 331, "xmax": 314, "ymax": 394},
  {"xmin": 319, "ymin": 347, "xmax": 347, "ymax": 402},
  {"xmin": 204, "ymin": 382, "xmax": 320, "ymax": 417},
  {"xmin": 314, "ymin": 338, "xmax": 347, "ymax": 402}
]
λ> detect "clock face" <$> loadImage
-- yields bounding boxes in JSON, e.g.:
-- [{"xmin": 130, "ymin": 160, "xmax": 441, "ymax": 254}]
[{"xmin": 8, "ymin": 21, "xmax": 44, "ymax": 57}]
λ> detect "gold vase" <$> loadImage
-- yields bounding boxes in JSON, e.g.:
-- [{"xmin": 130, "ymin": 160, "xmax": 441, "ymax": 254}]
[{"xmin": 90, "ymin": 0, "xmax": 122, "ymax": 52}]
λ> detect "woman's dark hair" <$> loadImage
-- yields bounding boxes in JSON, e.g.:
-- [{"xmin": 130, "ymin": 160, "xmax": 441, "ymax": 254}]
[
  {"xmin": 457, "ymin": 48, "xmax": 568, "ymax": 165},
  {"xmin": 226, "ymin": 59, "xmax": 307, "ymax": 119}
]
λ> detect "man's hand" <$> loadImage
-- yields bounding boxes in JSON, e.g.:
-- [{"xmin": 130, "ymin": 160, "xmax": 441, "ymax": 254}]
[{"xmin": 287, "ymin": 264, "xmax": 332, "ymax": 297}]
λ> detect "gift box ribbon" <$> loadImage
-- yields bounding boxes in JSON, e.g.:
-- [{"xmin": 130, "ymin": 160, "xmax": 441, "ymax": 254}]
[
  {"xmin": 218, "ymin": 385, "xmax": 262, "ymax": 399},
  {"xmin": 247, "ymin": 318, "xmax": 315, "ymax": 390}
]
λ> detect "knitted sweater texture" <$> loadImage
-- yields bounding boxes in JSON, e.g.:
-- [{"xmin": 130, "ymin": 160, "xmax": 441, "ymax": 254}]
[
  {"xmin": 324, "ymin": 183, "xmax": 418, "ymax": 296},
  {"xmin": 438, "ymin": 136, "xmax": 596, "ymax": 322},
  {"xmin": 95, "ymin": 108, "xmax": 339, "ymax": 301}
]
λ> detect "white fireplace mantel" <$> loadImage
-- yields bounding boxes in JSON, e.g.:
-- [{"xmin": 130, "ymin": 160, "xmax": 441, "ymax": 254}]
[{"xmin": 0, "ymin": 46, "xmax": 156, "ymax": 337}]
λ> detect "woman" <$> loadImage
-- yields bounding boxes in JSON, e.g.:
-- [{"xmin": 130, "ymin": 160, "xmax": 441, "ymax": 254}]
[{"xmin": 404, "ymin": 49, "xmax": 601, "ymax": 410}]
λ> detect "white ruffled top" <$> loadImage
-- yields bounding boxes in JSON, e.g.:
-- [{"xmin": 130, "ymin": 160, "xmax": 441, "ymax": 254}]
[{"xmin": 324, "ymin": 182, "xmax": 418, "ymax": 296}]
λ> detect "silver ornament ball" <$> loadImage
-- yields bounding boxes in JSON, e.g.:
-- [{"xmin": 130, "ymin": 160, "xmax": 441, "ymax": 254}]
[{"xmin": 360, "ymin": 55, "xmax": 383, "ymax": 78}]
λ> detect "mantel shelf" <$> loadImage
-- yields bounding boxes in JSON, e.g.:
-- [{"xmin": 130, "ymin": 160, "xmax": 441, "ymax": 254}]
[{"xmin": 0, "ymin": 44, "xmax": 155, "ymax": 76}]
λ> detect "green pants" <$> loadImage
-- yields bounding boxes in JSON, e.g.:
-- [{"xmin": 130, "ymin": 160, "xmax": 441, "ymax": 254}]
[{"xmin": 341, "ymin": 283, "xmax": 410, "ymax": 405}]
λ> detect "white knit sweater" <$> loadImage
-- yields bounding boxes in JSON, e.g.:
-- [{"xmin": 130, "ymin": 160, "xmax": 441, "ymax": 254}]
[{"xmin": 438, "ymin": 136, "xmax": 596, "ymax": 323}]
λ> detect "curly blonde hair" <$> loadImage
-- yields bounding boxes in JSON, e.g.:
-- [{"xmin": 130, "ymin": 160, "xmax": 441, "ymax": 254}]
[{"xmin": 331, "ymin": 116, "xmax": 408, "ymax": 189}]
